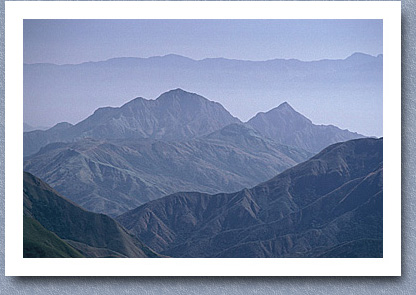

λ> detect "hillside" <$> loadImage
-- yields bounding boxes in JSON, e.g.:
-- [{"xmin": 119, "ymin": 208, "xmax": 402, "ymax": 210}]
[
  {"xmin": 24, "ymin": 124, "xmax": 311, "ymax": 216},
  {"xmin": 23, "ymin": 172, "xmax": 161, "ymax": 258},
  {"xmin": 117, "ymin": 137, "xmax": 383, "ymax": 258}
]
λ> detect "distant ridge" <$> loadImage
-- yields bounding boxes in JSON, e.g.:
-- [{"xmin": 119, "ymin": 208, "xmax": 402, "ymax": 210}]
[
  {"xmin": 24, "ymin": 89, "xmax": 365, "ymax": 217},
  {"xmin": 23, "ymin": 123, "xmax": 50, "ymax": 132},
  {"xmin": 24, "ymin": 89, "xmax": 364, "ymax": 157},
  {"xmin": 24, "ymin": 52, "xmax": 382, "ymax": 136},
  {"xmin": 26, "ymin": 52, "xmax": 381, "ymax": 66},
  {"xmin": 247, "ymin": 101, "xmax": 364, "ymax": 153},
  {"xmin": 24, "ymin": 89, "xmax": 240, "ymax": 157},
  {"xmin": 68, "ymin": 88, "xmax": 240, "ymax": 140}
]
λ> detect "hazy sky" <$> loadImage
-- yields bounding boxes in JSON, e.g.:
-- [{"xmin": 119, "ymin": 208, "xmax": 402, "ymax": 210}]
[
  {"xmin": 23, "ymin": 19, "xmax": 383, "ymax": 136},
  {"xmin": 24, "ymin": 19, "xmax": 383, "ymax": 64}
]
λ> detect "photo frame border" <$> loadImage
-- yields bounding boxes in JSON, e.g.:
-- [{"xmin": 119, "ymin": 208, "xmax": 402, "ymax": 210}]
[{"xmin": 5, "ymin": 1, "xmax": 401, "ymax": 276}]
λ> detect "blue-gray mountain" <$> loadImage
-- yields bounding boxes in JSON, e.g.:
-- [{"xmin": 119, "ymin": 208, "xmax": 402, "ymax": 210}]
[
  {"xmin": 24, "ymin": 89, "xmax": 240, "ymax": 157},
  {"xmin": 117, "ymin": 137, "xmax": 383, "ymax": 258},
  {"xmin": 24, "ymin": 53, "xmax": 383, "ymax": 136},
  {"xmin": 23, "ymin": 123, "xmax": 49, "ymax": 132},
  {"xmin": 246, "ymin": 102, "xmax": 364, "ymax": 153},
  {"xmin": 23, "ymin": 171, "xmax": 161, "ymax": 258},
  {"xmin": 24, "ymin": 89, "xmax": 363, "ymax": 157},
  {"xmin": 24, "ymin": 124, "xmax": 311, "ymax": 217},
  {"xmin": 24, "ymin": 89, "xmax": 363, "ymax": 216}
]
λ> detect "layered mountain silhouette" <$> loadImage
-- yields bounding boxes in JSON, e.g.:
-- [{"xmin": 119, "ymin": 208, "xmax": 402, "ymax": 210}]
[
  {"xmin": 23, "ymin": 172, "xmax": 161, "ymax": 258},
  {"xmin": 24, "ymin": 124, "xmax": 311, "ymax": 217},
  {"xmin": 24, "ymin": 122, "xmax": 74, "ymax": 157},
  {"xmin": 23, "ymin": 123, "xmax": 49, "ymax": 132},
  {"xmin": 24, "ymin": 89, "xmax": 239, "ymax": 157},
  {"xmin": 247, "ymin": 102, "xmax": 364, "ymax": 153},
  {"xmin": 23, "ymin": 52, "xmax": 382, "ymax": 259},
  {"xmin": 24, "ymin": 53, "xmax": 383, "ymax": 136},
  {"xmin": 117, "ymin": 137, "xmax": 382, "ymax": 258},
  {"xmin": 24, "ymin": 89, "xmax": 366, "ymax": 217},
  {"xmin": 24, "ymin": 89, "xmax": 362, "ymax": 157}
]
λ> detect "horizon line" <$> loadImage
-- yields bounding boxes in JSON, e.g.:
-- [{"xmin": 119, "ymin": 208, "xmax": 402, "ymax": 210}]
[{"xmin": 24, "ymin": 52, "xmax": 383, "ymax": 66}]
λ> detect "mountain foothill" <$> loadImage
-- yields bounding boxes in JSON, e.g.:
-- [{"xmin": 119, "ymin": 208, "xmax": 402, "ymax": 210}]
[{"xmin": 23, "ymin": 88, "xmax": 381, "ymax": 258}]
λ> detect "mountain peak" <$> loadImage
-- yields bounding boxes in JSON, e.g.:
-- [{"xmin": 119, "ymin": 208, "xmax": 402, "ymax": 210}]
[
  {"xmin": 49, "ymin": 122, "xmax": 73, "ymax": 131},
  {"xmin": 124, "ymin": 89, "xmax": 204, "ymax": 107},
  {"xmin": 123, "ymin": 96, "xmax": 147, "ymax": 106},
  {"xmin": 276, "ymin": 101, "xmax": 294, "ymax": 110},
  {"xmin": 153, "ymin": 54, "xmax": 194, "ymax": 61},
  {"xmin": 75, "ymin": 89, "xmax": 239, "ymax": 142},
  {"xmin": 247, "ymin": 101, "xmax": 364, "ymax": 153},
  {"xmin": 24, "ymin": 89, "xmax": 241, "ymax": 156},
  {"xmin": 162, "ymin": 54, "xmax": 191, "ymax": 59},
  {"xmin": 155, "ymin": 89, "xmax": 209, "ymax": 104},
  {"xmin": 163, "ymin": 88, "xmax": 190, "ymax": 96},
  {"xmin": 345, "ymin": 52, "xmax": 377, "ymax": 62},
  {"xmin": 266, "ymin": 102, "xmax": 303, "ymax": 119}
]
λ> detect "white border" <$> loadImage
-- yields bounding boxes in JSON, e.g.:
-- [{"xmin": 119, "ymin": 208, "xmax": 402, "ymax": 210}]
[{"xmin": 5, "ymin": 1, "xmax": 401, "ymax": 276}]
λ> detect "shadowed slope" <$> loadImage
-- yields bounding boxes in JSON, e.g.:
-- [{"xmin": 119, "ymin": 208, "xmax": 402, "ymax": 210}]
[
  {"xmin": 24, "ymin": 124, "xmax": 311, "ymax": 216},
  {"xmin": 117, "ymin": 137, "xmax": 382, "ymax": 258},
  {"xmin": 24, "ymin": 172, "xmax": 161, "ymax": 258},
  {"xmin": 23, "ymin": 216, "xmax": 84, "ymax": 258}
]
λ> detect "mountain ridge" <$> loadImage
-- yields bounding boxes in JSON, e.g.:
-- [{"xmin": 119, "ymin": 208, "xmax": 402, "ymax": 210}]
[
  {"xmin": 24, "ymin": 89, "xmax": 363, "ymax": 157},
  {"xmin": 247, "ymin": 101, "xmax": 364, "ymax": 153},
  {"xmin": 23, "ymin": 171, "xmax": 161, "ymax": 258},
  {"xmin": 24, "ymin": 89, "xmax": 241, "ymax": 157},
  {"xmin": 24, "ymin": 123, "xmax": 312, "ymax": 216},
  {"xmin": 23, "ymin": 215, "xmax": 85, "ymax": 258},
  {"xmin": 25, "ymin": 52, "xmax": 381, "ymax": 66},
  {"xmin": 117, "ymin": 137, "xmax": 382, "ymax": 258},
  {"xmin": 24, "ymin": 52, "xmax": 382, "ymax": 136}
]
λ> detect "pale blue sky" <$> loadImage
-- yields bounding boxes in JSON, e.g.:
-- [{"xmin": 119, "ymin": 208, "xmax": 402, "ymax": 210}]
[{"xmin": 24, "ymin": 19, "xmax": 382, "ymax": 64}]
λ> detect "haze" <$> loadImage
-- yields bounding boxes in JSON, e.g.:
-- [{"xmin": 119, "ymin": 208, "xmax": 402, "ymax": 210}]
[{"xmin": 23, "ymin": 19, "xmax": 383, "ymax": 137}]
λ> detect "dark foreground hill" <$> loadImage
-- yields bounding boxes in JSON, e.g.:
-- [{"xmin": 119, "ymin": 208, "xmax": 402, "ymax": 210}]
[
  {"xmin": 24, "ymin": 124, "xmax": 311, "ymax": 217},
  {"xmin": 23, "ymin": 216, "xmax": 84, "ymax": 258},
  {"xmin": 117, "ymin": 137, "xmax": 383, "ymax": 258},
  {"xmin": 23, "ymin": 172, "xmax": 161, "ymax": 258}
]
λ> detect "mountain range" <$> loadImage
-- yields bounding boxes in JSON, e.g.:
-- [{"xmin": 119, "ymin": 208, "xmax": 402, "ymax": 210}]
[
  {"xmin": 116, "ymin": 137, "xmax": 383, "ymax": 258},
  {"xmin": 22, "ymin": 91, "xmax": 382, "ymax": 257},
  {"xmin": 24, "ymin": 53, "xmax": 383, "ymax": 136},
  {"xmin": 24, "ymin": 171, "xmax": 160, "ymax": 258},
  {"xmin": 22, "ymin": 46, "xmax": 383, "ymax": 259},
  {"xmin": 23, "ymin": 124, "xmax": 311, "ymax": 217},
  {"xmin": 23, "ymin": 89, "xmax": 364, "ymax": 216},
  {"xmin": 24, "ymin": 89, "xmax": 240, "ymax": 157},
  {"xmin": 23, "ymin": 123, "xmax": 49, "ymax": 132},
  {"xmin": 24, "ymin": 88, "xmax": 362, "ymax": 157}
]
